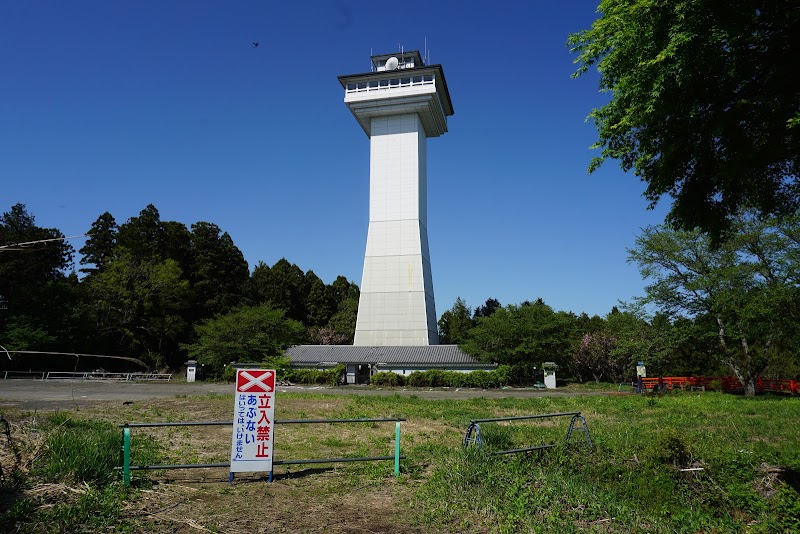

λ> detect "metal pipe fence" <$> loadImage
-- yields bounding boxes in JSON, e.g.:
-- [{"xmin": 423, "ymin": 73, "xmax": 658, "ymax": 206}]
[
  {"xmin": 1, "ymin": 371, "xmax": 172, "ymax": 381},
  {"xmin": 463, "ymin": 411, "xmax": 593, "ymax": 455},
  {"xmin": 119, "ymin": 417, "xmax": 406, "ymax": 486},
  {"xmin": 2, "ymin": 371, "xmax": 47, "ymax": 379}
]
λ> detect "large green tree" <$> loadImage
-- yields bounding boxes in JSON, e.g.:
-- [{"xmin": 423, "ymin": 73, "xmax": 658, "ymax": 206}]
[
  {"xmin": 189, "ymin": 221, "xmax": 249, "ymax": 318},
  {"xmin": 79, "ymin": 212, "xmax": 117, "ymax": 275},
  {"xmin": 305, "ymin": 275, "xmax": 334, "ymax": 327},
  {"xmin": 0, "ymin": 204, "xmax": 75, "ymax": 350},
  {"xmin": 569, "ymin": 1, "xmax": 800, "ymax": 238},
  {"xmin": 473, "ymin": 298, "xmax": 501, "ymax": 319},
  {"xmin": 438, "ymin": 297, "xmax": 474, "ymax": 344},
  {"xmin": 249, "ymin": 259, "xmax": 307, "ymax": 322},
  {"xmin": 182, "ymin": 304, "xmax": 306, "ymax": 375},
  {"xmin": 330, "ymin": 275, "xmax": 360, "ymax": 308},
  {"xmin": 629, "ymin": 214, "xmax": 800, "ymax": 395},
  {"xmin": 462, "ymin": 299, "xmax": 577, "ymax": 367},
  {"xmin": 116, "ymin": 204, "xmax": 165, "ymax": 261},
  {"xmin": 85, "ymin": 251, "xmax": 190, "ymax": 367},
  {"xmin": 326, "ymin": 295, "xmax": 359, "ymax": 344}
]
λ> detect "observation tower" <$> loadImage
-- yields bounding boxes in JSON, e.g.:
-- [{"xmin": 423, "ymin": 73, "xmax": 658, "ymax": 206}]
[{"xmin": 339, "ymin": 50, "xmax": 454, "ymax": 346}]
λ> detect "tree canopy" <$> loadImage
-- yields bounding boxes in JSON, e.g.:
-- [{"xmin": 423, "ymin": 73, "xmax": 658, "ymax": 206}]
[
  {"xmin": 437, "ymin": 297, "xmax": 473, "ymax": 344},
  {"xmin": 0, "ymin": 204, "xmax": 75, "ymax": 351},
  {"xmin": 79, "ymin": 212, "xmax": 117, "ymax": 275},
  {"xmin": 182, "ymin": 304, "xmax": 306, "ymax": 374},
  {"xmin": 569, "ymin": 0, "xmax": 800, "ymax": 238},
  {"xmin": 461, "ymin": 299, "xmax": 577, "ymax": 368},
  {"xmin": 1, "ymin": 203, "xmax": 361, "ymax": 371},
  {"xmin": 628, "ymin": 213, "xmax": 800, "ymax": 394},
  {"xmin": 4, "ymin": 200, "xmax": 799, "ymax": 386}
]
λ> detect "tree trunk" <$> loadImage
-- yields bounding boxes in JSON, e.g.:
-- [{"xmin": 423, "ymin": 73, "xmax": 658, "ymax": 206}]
[{"xmin": 717, "ymin": 316, "xmax": 760, "ymax": 397}]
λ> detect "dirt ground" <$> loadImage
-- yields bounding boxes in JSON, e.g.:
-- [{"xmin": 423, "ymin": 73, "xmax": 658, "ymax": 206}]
[{"xmin": 120, "ymin": 471, "xmax": 425, "ymax": 533}]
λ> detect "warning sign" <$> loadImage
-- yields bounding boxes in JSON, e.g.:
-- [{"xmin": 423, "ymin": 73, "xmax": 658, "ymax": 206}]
[
  {"xmin": 236, "ymin": 369, "xmax": 275, "ymax": 393},
  {"xmin": 230, "ymin": 369, "xmax": 276, "ymax": 473}
]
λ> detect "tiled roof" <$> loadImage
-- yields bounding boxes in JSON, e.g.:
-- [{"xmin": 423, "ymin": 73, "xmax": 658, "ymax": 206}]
[{"xmin": 284, "ymin": 345, "xmax": 493, "ymax": 367}]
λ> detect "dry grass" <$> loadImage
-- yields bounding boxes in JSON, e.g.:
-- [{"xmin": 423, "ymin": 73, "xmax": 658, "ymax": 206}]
[
  {"xmin": 121, "ymin": 475, "xmax": 421, "ymax": 533},
  {"xmin": 2, "ymin": 395, "xmax": 428, "ymax": 533}
]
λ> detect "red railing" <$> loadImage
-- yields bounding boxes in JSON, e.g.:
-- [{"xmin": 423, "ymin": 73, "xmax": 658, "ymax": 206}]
[{"xmin": 640, "ymin": 376, "xmax": 799, "ymax": 394}]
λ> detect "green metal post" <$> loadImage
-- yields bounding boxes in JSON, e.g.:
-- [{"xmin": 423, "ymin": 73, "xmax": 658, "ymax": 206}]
[
  {"xmin": 122, "ymin": 426, "xmax": 131, "ymax": 487},
  {"xmin": 394, "ymin": 422, "xmax": 400, "ymax": 477}
]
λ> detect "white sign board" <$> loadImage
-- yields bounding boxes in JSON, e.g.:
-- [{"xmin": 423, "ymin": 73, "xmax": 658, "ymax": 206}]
[
  {"xmin": 230, "ymin": 369, "xmax": 276, "ymax": 473},
  {"xmin": 636, "ymin": 362, "xmax": 647, "ymax": 378}
]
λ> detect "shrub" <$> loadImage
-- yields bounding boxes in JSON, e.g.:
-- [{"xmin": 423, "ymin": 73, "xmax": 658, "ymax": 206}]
[
  {"xmin": 407, "ymin": 371, "xmax": 429, "ymax": 387},
  {"xmin": 221, "ymin": 364, "xmax": 236, "ymax": 382},
  {"xmin": 262, "ymin": 354, "xmax": 292, "ymax": 379},
  {"xmin": 494, "ymin": 365, "xmax": 511, "ymax": 386},
  {"xmin": 405, "ymin": 368, "xmax": 508, "ymax": 388},
  {"xmin": 426, "ymin": 369, "xmax": 446, "ymax": 387},
  {"xmin": 646, "ymin": 429, "xmax": 692, "ymax": 467},
  {"xmin": 370, "ymin": 371, "xmax": 406, "ymax": 386},
  {"xmin": 285, "ymin": 364, "xmax": 345, "ymax": 386},
  {"xmin": 285, "ymin": 369, "xmax": 325, "ymax": 384}
]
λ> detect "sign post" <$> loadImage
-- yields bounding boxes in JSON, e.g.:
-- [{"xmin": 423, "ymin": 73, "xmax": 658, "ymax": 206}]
[{"xmin": 229, "ymin": 369, "xmax": 276, "ymax": 480}]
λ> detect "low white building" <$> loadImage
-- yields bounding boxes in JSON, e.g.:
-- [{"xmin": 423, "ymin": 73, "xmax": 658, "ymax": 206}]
[{"xmin": 284, "ymin": 345, "xmax": 495, "ymax": 385}]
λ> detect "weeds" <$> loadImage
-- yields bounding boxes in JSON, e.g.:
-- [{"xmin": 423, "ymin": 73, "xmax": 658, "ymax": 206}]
[
  {"xmin": 1, "ymin": 412, "xmax": 163, "ymax": 533},
  {"xmin": 33, "ymin": 414, "xmax": 122, "ymax": 485}
]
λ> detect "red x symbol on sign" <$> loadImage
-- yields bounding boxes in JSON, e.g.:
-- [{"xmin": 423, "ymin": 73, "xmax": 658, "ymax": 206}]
[{"xmin": 236, "ymin": 370, "xmax": 275, "ymax": 393}]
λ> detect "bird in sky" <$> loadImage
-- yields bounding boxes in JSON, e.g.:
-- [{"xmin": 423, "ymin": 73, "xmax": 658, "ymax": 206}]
[{"xmin": 252, "ymin": 41, "xmax": 259, "ymax": 48}]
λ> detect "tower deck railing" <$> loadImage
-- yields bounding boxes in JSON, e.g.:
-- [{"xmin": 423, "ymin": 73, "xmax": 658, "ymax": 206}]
[{"xmin": 345, "ymin": 74, "xmax": 434, "ymax": 94}]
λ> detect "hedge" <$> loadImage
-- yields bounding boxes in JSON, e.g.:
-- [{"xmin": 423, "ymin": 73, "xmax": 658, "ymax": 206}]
[
  {"xmin": 388, "ymin": 366, "xmax": 511, "ymax": 388},
  {"xmin": 370, "ymin": 371, "xmax": 407, "ymax": 386},
  {"xmin": 285, "ymin": 364, "xmax": 345, "ymax": 386}
]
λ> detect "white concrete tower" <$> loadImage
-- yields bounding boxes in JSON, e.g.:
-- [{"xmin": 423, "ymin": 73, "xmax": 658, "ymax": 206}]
[{"xmin": 339, "ymin": 51, "xmax": 454, "ymax": 346}]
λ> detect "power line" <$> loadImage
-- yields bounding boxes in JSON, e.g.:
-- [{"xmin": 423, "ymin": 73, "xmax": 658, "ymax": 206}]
[{"xmin": 0, "ymin": 234, "xmax": 87, "ymax": 252}]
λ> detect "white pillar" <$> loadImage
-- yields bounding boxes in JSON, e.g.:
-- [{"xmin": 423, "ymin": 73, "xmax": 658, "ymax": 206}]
[{"xmin": 354, "ymin": 114, "xmax": 438, "ymax": 345}]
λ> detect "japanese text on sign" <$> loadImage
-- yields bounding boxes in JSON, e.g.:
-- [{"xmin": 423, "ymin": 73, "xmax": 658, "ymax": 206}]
[{"xmin": 230, "ymin": 369, "xmax": 276, "ymax": 473}]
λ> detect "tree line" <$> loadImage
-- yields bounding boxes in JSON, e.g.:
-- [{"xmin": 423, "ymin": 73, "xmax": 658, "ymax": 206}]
[
  {"xmin": 441, "ymin": 212, "xmax": 800, "ymax": 396},
  {"xmin": 0, "ymin": 203, "xmax": 359, "ymax": 371},
  {"xmin": 2, "ymin": 203, "xmax": 798, "ymax": 396}
]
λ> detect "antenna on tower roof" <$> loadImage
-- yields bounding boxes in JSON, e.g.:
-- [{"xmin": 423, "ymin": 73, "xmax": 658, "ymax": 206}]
[{"xmin": 370, "ymin": 47, "xmax": 373, "ymax": 71}]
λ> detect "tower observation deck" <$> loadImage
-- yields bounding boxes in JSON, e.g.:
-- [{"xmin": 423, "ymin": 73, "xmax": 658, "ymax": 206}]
[{"xmin": 338, "ymin": 50, "xmax": 454, "ymax": 346}]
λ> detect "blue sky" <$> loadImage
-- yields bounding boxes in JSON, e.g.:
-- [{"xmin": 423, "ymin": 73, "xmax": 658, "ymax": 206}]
[{"xmin": 1, "ymin": 1, "xmax": 669, "ymax": 318}]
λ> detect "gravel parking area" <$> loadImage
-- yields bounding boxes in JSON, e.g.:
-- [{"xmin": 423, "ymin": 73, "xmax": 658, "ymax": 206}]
[{"xmin": 0, "ymin": 379, "xmax": 608, "ymax": 410}]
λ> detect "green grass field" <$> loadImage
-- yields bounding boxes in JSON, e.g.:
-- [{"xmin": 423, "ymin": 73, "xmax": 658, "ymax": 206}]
[{"xmin": 1, "ymin": 389, "xmax": 798, "ymax": 532}]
